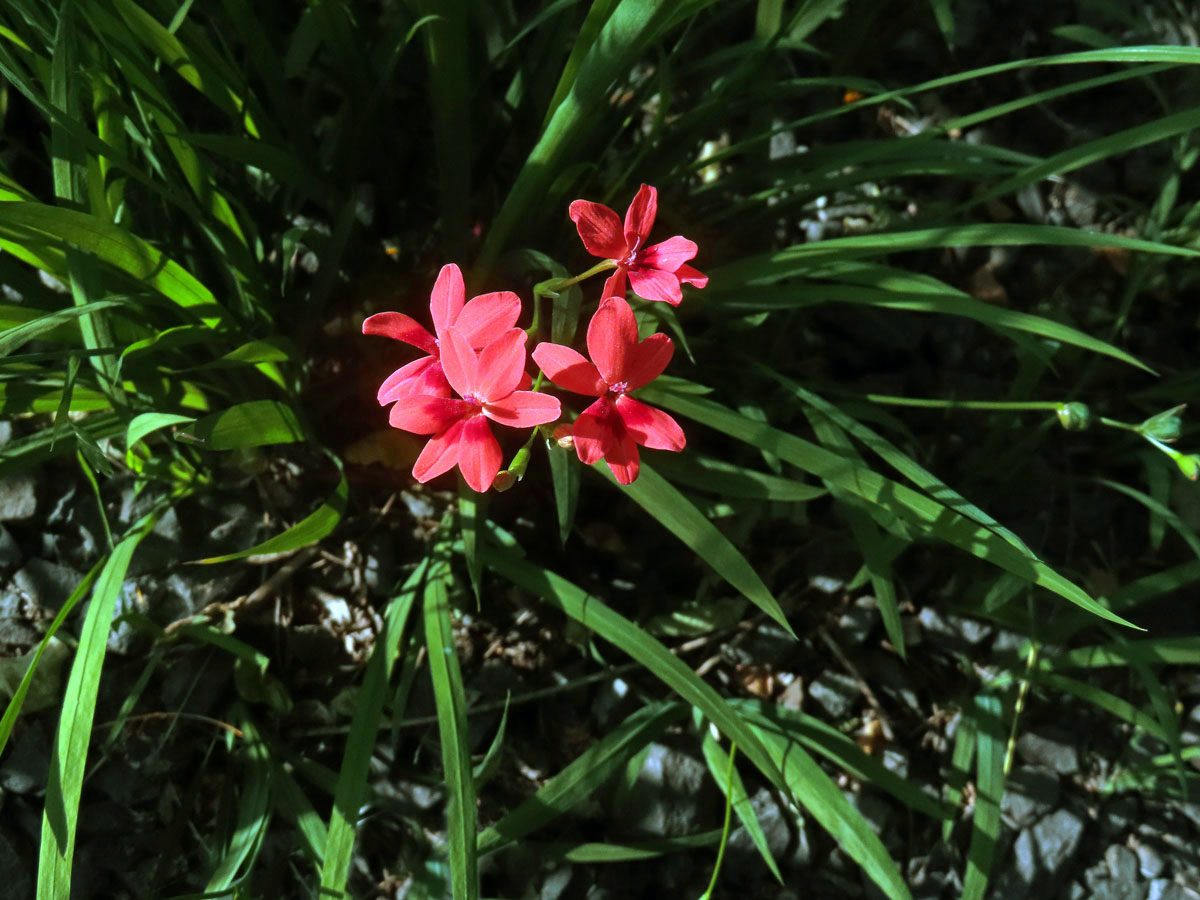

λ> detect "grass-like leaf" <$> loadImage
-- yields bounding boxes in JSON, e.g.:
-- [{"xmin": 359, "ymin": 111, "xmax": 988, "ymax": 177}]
[
  {"xmin": 476, "ymin": 701, "xmax": 685, "ymax": 856},
  {"xmin": 423, "ymin": 555, "xmax": 478, "ymax": 900},
  {"xmin": 481, "ymin": 539, "xmax": 785, "ymax": 792},
  {"xmin": 639, "ymin": 382, "xmax": 1137, "ymax": 629},
  {"xmin": 181, "ymin": 399, "xmax": 304, "ymax": 450},
  {"xmin": 700, "ymin": 730, "xmax": 783, "ymax": 884},
  {"xmin": 319, "ymin": 562, "xmax": 423, "ymax": 897},
  {"xmin": 963, "ymin": 693, "xmax": 1005, "ymax": 900},
  {"xmin": 598, "ymin": 459, "xmax": 793, "ymax": 635},
  {"xmin": 197, "ymin": 475, "xmax": 348, "ymax": 564},
  {"xmin": 37, "ymin": 513, "xmax": 155, "ymax": 899},
  {"xmin": 746, "ymin": 719, "xmax": 912, "ymax": 900}
]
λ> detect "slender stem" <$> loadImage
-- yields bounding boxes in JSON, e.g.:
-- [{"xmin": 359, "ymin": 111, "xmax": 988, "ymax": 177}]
[
  {"xmin": 1098, "ymin": 417, "xmax": 1139, "ymax": 432},
  {"xmin": 701, "ymin": 742, "xmax": 738, "ymax": 900},
  {"xmin": 864, "ymin": 394, "xmax": 1063, "ymax": 411}
]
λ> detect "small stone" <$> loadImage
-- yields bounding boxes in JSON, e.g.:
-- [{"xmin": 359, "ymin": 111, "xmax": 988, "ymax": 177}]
[
  {"xmin": 1015, "ymin": 809, "xmax": 1085, "ymax": 895},
  {"xmin": 0, "ymin": 475, "xmax": 37, "ymax": 522},
  {"xmin": 1137, "ymin": 844, "xmax": 1165, "ymax": 879},
  {"xmin": 1016, "ymin": 726, "xmax": 1080, "ymax": 775},
  {"xmin": 882, "ymin": 748, "xmax": 909, "ymax": 779},
  {"xmin": 836, "ymin": 596, "xmax": 878, "ymax": 647},
  {"xmin": 0, "ymin": 720, "xmax": 49, "ymax": 794},
  {"xmin": 0, "ymin": 525, "xmax": 21, "ymax": 568},
  {"xmin": 1001, "ymin": 767, "xmax": 1060, "ymax": 830},
  {"xmin": 0, "ymin": 617, "xmax": 39, "ymax": 645},
  {"xmin": 809, "ymin": 670, "xmax": 859, "ymax": 719},
  {"xmin": 729, "ymin": 786, "xmax": 792, "ymax": 862},
  {"xmin": 614, "ymin": 743, "xmax": 711, "ymax": 837},
  {"xmin": 1091, "ymin": 879, "xmax": 1149, "ymax": 900},
  {"xmin": 0, "ymin": 830, "xmax": 32, "ymax": 900},
  {"xmin": 540, "ymin": 864, "xmax": 572, "ymax": 900},
  {"xmin": 12, "ymin": 559, "xmax": 83, "ymax": 611},
  {"xmin": 1103, "ymin": 795, "xmax": 1141, "ymax": 838},
  {"xmin": 1107, "ymin": 845, "xmax": 1141, "ymax": 881},
  {"xmin": 1148, "ymin": 880, "xmax": 1200, "ymax": 900},
  {"xmin": 947, "ymin": 614, "xmax": 993, "ymax": 645}
]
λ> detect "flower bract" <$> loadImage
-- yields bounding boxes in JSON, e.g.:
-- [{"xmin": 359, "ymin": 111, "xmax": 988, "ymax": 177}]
[
  {"xmin": 569, "ymin": 183, "xmax": 708, "ymax": 307},
  {"xmin": 532, "ymin": 297, "xmax": 685, "ymax": 484},
  {"xmin": 362, "ymin": 263, "xmax": 521, "ymax": 403},
  {"xmin": 388, "ymin": 327, "xmax": 561, "ymax": 492}
]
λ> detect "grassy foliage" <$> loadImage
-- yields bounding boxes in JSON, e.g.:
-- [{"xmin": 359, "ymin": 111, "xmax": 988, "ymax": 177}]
[{"xmin": 2, "ymin": 1, "xmax": 1200, "ymax": 897}]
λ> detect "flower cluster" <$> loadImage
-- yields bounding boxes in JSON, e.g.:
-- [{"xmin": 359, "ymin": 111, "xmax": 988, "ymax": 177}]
[{"xmin": 364, "ymin": 184, "xmax": 706, "ymax": 491}]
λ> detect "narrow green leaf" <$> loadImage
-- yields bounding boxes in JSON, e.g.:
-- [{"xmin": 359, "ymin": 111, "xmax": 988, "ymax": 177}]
[
  {"xmin": 0, "ymin": 201, "xmax": 224, "ymax": 327},
  {"xmin": 320, "ymin": 563, "xmax": 423, "ymax": 897},
  {"xmin": 38, "ymin": 513, "xmax": 155, "ymax": 899},
  {"xmin": 477, "ymin": 702, "xmax": 684, "ymax": 856},
  {"xmin": 423, "ymin": 557, "xmax": 477, "ymax": 900},
  {"xmin": 963, "ymin": 694, "xmax": 1005, "ymax": 900},
  {"xmin": 599, "ymin": 460, "xmax": 794, "ymax": 636},
  {"xmin": 198, "ymin": 475, "xmax": 347, "ymax": 564},
  {"xmin": 0, "ymin": 559, "xmax": 103, "ymax": 758},
  {"xmin": 205, "ymin": 709, "xmax": 271, "ymax": 891},
  {"xmin": 638, "ymin": 384, "xmax": 1137, "ymax": 630},
  {"xmin": 651, "ymin": 452, "xmax": 826, "ymax": 502},
  {"xmin": 181, "ymin": 400, "xmax": 304, "ymax": 450},
  {"xmin": 125, "ymin": 412, "xmax": 197, "ymax": 455},
  {"xmin": 547, "ymin": 439, "xmax": 580, "ymax": 546},
  {"xmin": 747, "ymin": 720, "xmax": 912, "ymax": 900},
  {"xmin": 739, "ymin": 701, "xmax": 955, "ymax": 821},
  {"xmin": 701, "ymin": 731, "xmax": 783, "ymax": 884},
  {"xmin": 482, "ymin": 542, "xmax": 785, "ymax": 797}
]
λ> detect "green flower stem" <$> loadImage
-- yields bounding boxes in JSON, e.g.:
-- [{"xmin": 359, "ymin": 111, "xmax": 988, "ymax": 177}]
[
  {"xmin": 700, "ymin": 742, "xmax": 737, "ymax": 900},
  {"xmin": 864, "ymin": 394, "xmax": 1063, "ymax": 411},
  {"xmin": 528, "ymin": 259, "xmax": 617, "ymax": 341}
]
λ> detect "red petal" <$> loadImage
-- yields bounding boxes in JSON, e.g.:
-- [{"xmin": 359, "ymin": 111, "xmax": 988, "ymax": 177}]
[
  {"xmin": 603, "ymin": 427, "xmax": 641, "ymax": 484},
  {"xmin": 623, "ymin": 333, "xmax": 673, "ymax": 392},
  {"xmin": 586, "ymin": 297, "xmax": 638, "ymax": 386},
  {"xmin": 601, "ymin": 268, "xmax": 627, "ymax": 300},
  {"xmin": 485, "ymin": 391, "xmax": 561, "ymax": 428},
  {"xmin": 429, "ymin": 264, "xmax": 465, "ymax": 338},
  {"xmin": 571, "ymin": 399, "xmax": 620, "ymax": 465},
  {"xmin": 532, "ymin": 343, "xmax": 606, "ymax": 396},
  {"xmin": 439, "ymin": 327, "xmax": 479, "ymax": 398},
  {"xmin": 413, "ymin": 419, "xmax": 465, "ymax": 483},
  {"xmin": 518, "ymin": 371, "xmax": 532, "ymax": 391},
  {"xmin": 389, "ymin": 395, "xmax": 470, "ymax": 434},
  {"xmin": 377, "ymin": 356, "xmax": 449, "ymax": 404},
  {"xmin": 362, "ymin": 312, "xmax": 438, "ymax": 355},
  {"xmin": 476, "ymin": 328, "xmax": 528, "ymax": 401},
  {"xmin": 640, "ymin": 236, "xmax": 697, "ymax": 274},
  {"xmin": 569, "ymin": 200, "xmax": 627, "ymax": 259},
  {"xmin": 623, "ymin": 184, "xmax": 657, "ymax": 248},
  {"xmin": 456, "ymin": 291, "xmax": 522, "ymax": 348},
  {"xmin": 617, "ymin": 395, "xmax": 685, "ymax": 451},
  {"xmin": 627, "ymin": 266, "xmax": 683, "ymax": 306},
  {"xmin": 675, "ymin": 263, "xmax": 708, "ymax": 289},
  {"xmin": 457, "ymin": 415, "xmax": 502, "ymax": 492}
]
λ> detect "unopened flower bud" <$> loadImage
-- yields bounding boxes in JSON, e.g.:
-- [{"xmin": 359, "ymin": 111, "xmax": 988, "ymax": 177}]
[
  {"xmin": 553, "ymin": 424, "xmax": 574, "ymax": 449},
  {"xmin": 1137, "ymin": 404, "xmax": 1186, "ymax": 443},
  {"xmin": 1056, "ymin": 402, "xmax": 1092, "ymax": 431},
  {"xmin": 492, "ymin": 470, "xmax": 518, "ymax": 492},
  {"xmin": 1176, "ymin": 454, "xmax": 1200, "ymax": 481}
]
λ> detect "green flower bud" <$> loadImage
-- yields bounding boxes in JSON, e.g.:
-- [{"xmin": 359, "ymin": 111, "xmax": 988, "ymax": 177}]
[
  {"xmin": 1056, "ymin": 402, "xmax": 1092, "ymax": 431},
  {"xmin": 1174, "ymin": 453, "xmax": 1200, "ymax": 481},
  {"xmin": 1137, "ymin": 404, "xmax": 1186, "ymax": 443}
]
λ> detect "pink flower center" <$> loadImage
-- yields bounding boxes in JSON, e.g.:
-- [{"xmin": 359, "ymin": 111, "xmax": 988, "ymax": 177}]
[
  {"xmin": 461, "ymin": 392, "xmax": 485, "ymax": 413},
  {"xmin": 608, "ymin": 381, "xmax": 629, "ymax": 395},
  {"xmin": 619, "ymin": 237, "xmax": 642, "ymax": 268}
]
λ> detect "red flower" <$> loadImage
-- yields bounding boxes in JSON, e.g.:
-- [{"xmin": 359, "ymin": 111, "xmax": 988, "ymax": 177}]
[
  {"xmin": 532, "ymin": 297, "xmax": 685, "ymax": 484},
  {"xmin": 388, "ymin": 327, "xmax": 561, "ymax": 492},
  {"xmin": 362, "ymin": 263, "xmax": 521, "ymax": 403},
  {"xmin": 569, "ymin": 183, "xmax": 708, "ymax": 307}
]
